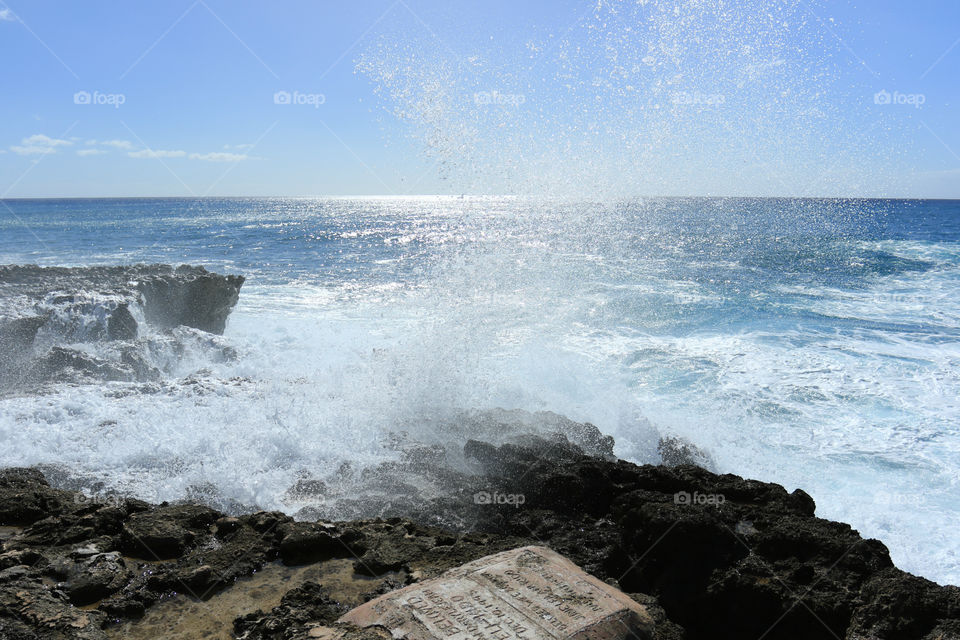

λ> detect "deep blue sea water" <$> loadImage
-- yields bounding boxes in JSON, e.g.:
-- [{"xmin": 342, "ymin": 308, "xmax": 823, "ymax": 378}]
[{"xmin": 1, "ymin": 196, "xmax": 959, "ymax": 584}]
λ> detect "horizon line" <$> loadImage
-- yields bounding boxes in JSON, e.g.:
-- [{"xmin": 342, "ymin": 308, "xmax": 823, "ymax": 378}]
[{"xmin": 3, "ymin": 194, "xmax": 960, "ymax": 202}]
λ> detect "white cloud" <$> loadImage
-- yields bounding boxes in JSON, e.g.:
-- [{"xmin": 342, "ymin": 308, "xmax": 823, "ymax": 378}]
[
  {"xmin": 101, "ymin": 139, "xmax": 134, "ymax": 150},
  {"xmin": 10, "ymin": 145, "xmax": 54, "ymax": 155},
  {"xmin": 0, "ymin": 8, "xmax": 16, "ymax": 22},
  {"xmin": 223, "ymin": 143, "xmax": 254, "ymax": 151},
  {"xmin": 9, "ymin": 133, "xmax": 73, "ymax": 155},
  {"xmin": 76, "ymin": 148, "xmax": 106, "ymax": 156},
  {"xmin": 128, "ymin": 149, "xmax": 186, "ymax": 159},
  {"xmin": 190, "ymin": 152, "xmax": 248, "ymax": 162},
  {"xmin": 23, "ymin": 134, "xmax": 72, "ymax": 147}
]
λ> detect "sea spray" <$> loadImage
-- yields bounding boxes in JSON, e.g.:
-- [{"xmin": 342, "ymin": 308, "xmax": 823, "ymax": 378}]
[
  {"xmin": 0, "ymin": 0, "xmax": 957, "ymax": 584},
  {"xmin": 1, "ymin": 197, "xmax": 959, "ymax": 585},
  {"xmin": 357, "ymin": 0, "xmax": 899, "ymax": 198}
]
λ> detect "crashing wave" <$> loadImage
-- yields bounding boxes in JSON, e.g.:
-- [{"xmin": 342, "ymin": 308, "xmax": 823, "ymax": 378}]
[{"xmin": 0, "ymin": 265, "xmax": 244, "ymax": 393}]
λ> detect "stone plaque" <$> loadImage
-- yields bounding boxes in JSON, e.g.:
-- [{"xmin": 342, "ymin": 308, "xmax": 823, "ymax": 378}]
[{"xmin": 339, "ymin": 546, "xmax": 654, "ymax": 640}]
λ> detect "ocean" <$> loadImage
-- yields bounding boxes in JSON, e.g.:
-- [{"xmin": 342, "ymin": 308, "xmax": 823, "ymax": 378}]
[{"xmin": 1, "ymin": 196, "xmax": 958, "ymax": 585}]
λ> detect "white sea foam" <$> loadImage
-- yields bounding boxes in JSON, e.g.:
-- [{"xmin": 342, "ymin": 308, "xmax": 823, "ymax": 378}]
[
  {"xmin": 2, "ymin": 208, "xmax": 959, "ymax": 585},
  {"xmin": 2, "ymin": 1, "xmax": 958, "ymax": 588}
]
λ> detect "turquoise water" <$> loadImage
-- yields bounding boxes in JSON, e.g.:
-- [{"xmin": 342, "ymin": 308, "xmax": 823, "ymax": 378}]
[{"xmin": 1, "ymin": 196, "xmax": 958, "ymax": 584}]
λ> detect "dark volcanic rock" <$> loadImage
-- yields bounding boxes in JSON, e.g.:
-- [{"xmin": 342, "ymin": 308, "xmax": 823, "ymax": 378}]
[
  {"xmin": 657, "ymin": 435, "xmax": 716, "ymax": 469},
  {"xmin": 0, "ymin": 264, "xmax": 244, "ymax": 391},
  {"xmin": 0, "ymin": 264, "xmax": 244, "ymax": 336},
  {"xmin": 312, "ymin": 412, "xmax": 621, "ymax": 528},
  {"xmin": 2, "ymin": 420, "xmax": 959, "ymax": 640},
  {"xmin": 849, "ymin": 569, "xmax": 960, "ymax": 639},
  {"xmin": 135, "ymin": 265, "xmax": 244, "ymax": 335},
  {"xmin": 31, "ymin": 347, "xmax": 136, "ymax": 384},
  {"xmin": 0, "ymin": 315, "xmax": 45, "ymax": 361},
  {"xmin": 450, "ymin": 440, "xmax": 958, "ymax": 640},
  {"xmin": 121, "ymin": 504, "xmax": 220, "ymax": 559},
  {"xmin": 105, "ymin": 303, "xmax": 138, "ymax": 340},
  {"xmin": 278, "ymin": 522, "xmax": 342, "ymax": 565},
  {"xmin": 0, "ymin": 467, "xmax": 71, "ymax": 525},
  {"xmin": 0, "ymin": 572, "xmax": 108, "ymax": 639},
  {"xmin": 233, "ymin": 581, "xmax": 347, "ymax": 639},
  {"xmin": 53, "ymin": 551, "xmax": 133, "ymax": 606},
  {"xmin": 628, "ymin": 593, "xmax": 687, "ymax": 640}
]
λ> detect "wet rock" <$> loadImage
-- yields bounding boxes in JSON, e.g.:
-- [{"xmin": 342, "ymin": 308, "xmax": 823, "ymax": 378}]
[
  {"xmin": 117, "ymin": 347, "xmax": 161, "ymax": 381},
  {"xmin": 233, "ymin": 581, "xmax": 347, "ymax": 640},
  {"xmin": 0, "ymin": 264, "xmax": 244, "ymax": 336},
  {"xmin": 923, "ymin": 620, "xmax": 960, "ymax": 640},
  {"xmin": 184, "ymin": 481, "xmax": 253, "ymax": 515},
  {"xmin": 2, "ymin": 426, "xmax": 960, "ymax": 640},
  {"xmin": 628, "ymin": 593, "xmax": 686, "ymax": 640},
  {"xmin": 56, "ymin": 551, "xmax": 132, "ymax": 606},
  {"xmin": 848, "ymin": 568, "xmax": 960, "ymax": 639},
  {"xmin": 0, "ymin": 467, "xmax": 71, "ymax": 525},
  {"xmin": 455, "ymin": 408, "xmax": 617, "ymax": 459},
  {"xmin": 121, "ymin": 504, "xmax": 219, "ymax": 559},
  {"xmin": 463, "ymin": 435, "xmax": 587, "ymax": 480},
  {"xmin": 175, "ymin": 525, "xmax": 279, "ymax": 597},
  {"xmin": 0, "ymin": 468, "xmax": 52, "ymax": 493},
  {"xmin": 360, "ymin": 576, "xmax": 406, "ymax": 602},
  {"xmin": 0, "ymin": 550, "xmax": 43, "ymax": 571},
  {"xmin": 32, "ymin": 347, "xmax": 135, "ymax": 384},
  {"xmin": 136, "ymin": 265, "xmax": 244, "ymax": 335},
  {"xmin": 215, "ymin": 516, "xmax": 242, "ymax": 537},
  {"xmin": 0, "ymin": 264, "xmax": 244, "ymax": 392},
  {"xmin": 657, "ymin": 436, "xmax": 716, "ymax": 470},
  {"xmin": 279, "ymin": 523, "xmax": 343, "ymax": 565},
  {"xmin": 0, "ymin": 315, "xmax": 45, "ymax": 365},
  {"xmin": 244, "ymin": 511, "xmax": 294, "ymax": 535},
  {"xmin": 106, "ymin": 303, "xmax": 137, "ymax": 340},
  {"xmin": 398, "ymin": 444, "xmax": 447, "ymax": 466},
  {"xmin": 445, "ymin": 442, "xmax": 949, "ymax": 639},
  {"xmin": 0, "ymin": 573, "xmax": 108, "ymax": 639},
  {"xmin": 0, "ymin": 565, "xmax": 32, "ymax": 582},
  {"xmin": 286, "ymin": 474, "xmax": 329, "ymax": 502}
]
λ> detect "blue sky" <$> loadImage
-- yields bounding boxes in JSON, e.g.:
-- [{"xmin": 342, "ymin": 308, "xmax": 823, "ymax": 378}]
[{"xmin": 0, "ymin": 0, "xmax": 958, "ymax": 198}]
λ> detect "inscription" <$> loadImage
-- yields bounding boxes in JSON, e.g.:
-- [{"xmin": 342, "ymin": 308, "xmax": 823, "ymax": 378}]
[{"xmin": 339, "ymin": 546, "xmax": 652, "ymax": 640}]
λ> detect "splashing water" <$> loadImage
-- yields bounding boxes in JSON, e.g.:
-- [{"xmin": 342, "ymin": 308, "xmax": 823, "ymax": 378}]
[
  {"xmin": 358, "ymin": 0, "xmax": 900, "ymax": 198},
  {"xmin": 350, "ymin": 0, "xmax": 957, "ymax": 583},
  {"xmin": 1, "ymin": 1, "xmax": 957, "ymax": 587}
]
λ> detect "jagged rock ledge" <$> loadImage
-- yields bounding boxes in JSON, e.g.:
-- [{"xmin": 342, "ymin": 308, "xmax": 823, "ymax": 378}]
[
  {"xmin": 0, "ymin": 264, "xmax": 244, "ymax": 391},
  {"xmin": 2, "ymin": 439, "xmax": 959, "ymax": 640}
]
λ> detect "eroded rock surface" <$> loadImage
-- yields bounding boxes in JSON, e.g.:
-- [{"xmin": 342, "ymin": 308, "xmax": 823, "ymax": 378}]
[
  {"xmin": 340, "ymin": 545, "xmax": 657, "ymax": 640},
  {"xmin": 0, "ymin": 264, "xmax": 243, "ymax": 391},
  {"xmin": 2, "ymin": 426, "xmax": 959, "ymax": 640}
]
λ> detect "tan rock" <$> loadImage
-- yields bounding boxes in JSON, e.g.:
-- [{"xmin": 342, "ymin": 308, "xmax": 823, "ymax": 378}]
[{"xmin": 339, "ymin": 546, "xmax": 655, "ymax": 640}]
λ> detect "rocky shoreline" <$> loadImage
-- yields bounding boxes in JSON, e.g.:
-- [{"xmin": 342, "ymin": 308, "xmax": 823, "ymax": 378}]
[
  {"xmin": 2, "ymin": 264, "xmax": 958, "ymax": 638},
  {"xmin": 0, "ymin": 264, "xmax": 243, "ymax": 393},
  {"xmin": 3, "ymin": 434, "xmax": 959, "ymax": 640}
]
